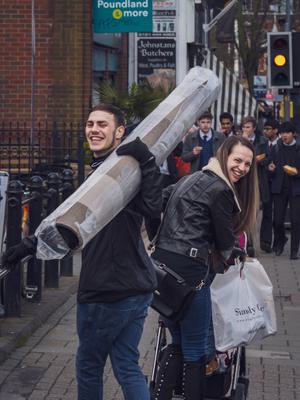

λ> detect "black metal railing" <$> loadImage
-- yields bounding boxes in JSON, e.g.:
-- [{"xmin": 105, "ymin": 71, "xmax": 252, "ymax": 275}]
[
  {"xmin": 0, "ymin": 169, "xmax": 76, "ymax": 317},
  {"xmin": 0, "ymin": 121, "xmax": 86, "ymax": 185}
]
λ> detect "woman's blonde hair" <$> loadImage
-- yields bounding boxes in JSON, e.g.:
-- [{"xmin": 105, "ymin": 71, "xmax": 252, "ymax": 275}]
[{"xmin": 216, "ymin": 136, "xmax": 259, "ymax": 237}]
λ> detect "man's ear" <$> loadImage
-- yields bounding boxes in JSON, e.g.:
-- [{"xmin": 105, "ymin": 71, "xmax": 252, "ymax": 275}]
[{"xmin": 115, "ymin": 126, "xmax": 125, "ymax": 140}]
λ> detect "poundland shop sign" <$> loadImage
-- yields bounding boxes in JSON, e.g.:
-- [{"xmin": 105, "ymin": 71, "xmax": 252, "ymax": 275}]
[{"xmin": 93, "ymin": 0, "xmax": 153, "ymax": 33}]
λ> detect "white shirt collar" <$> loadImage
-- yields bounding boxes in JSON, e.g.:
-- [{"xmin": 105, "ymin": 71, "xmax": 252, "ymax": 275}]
[
  {"xmin": 283, "ymin": 139, "xmax": 296, "ymax": 147},
  {"xmin": 199, "ymin": 129, "xmax": 212, "ymax": 141}
]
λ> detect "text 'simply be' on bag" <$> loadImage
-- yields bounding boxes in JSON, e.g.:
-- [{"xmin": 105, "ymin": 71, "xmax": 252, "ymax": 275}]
[{"xmin": 211, "ymin": 258, "xmax": 277, "ymax": 352}]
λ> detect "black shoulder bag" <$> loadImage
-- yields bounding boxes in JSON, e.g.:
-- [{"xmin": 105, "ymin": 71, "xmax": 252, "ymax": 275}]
[
  {"xmin": 150, "ymin": 180, "xmax": 209, "ymax": 322},
  {"xmin": 150, "ymin": 258, "xmax": 207, "ymax": 322}
]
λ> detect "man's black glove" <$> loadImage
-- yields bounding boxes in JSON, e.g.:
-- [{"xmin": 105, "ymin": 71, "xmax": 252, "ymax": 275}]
[
  {"xmin": 226, "ymin": 246, "xmax": 246, "ymax": 266},
  {"xmin": 2, "ymin": 236, "xmax": 37, "ymax": 268},
  {"xmin": 116, "ymin": 137, "xmax": 154, "ymax": 165}
]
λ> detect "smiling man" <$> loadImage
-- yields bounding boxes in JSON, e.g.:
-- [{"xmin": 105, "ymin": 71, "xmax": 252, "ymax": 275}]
[
  {"xmin": 73, "ymin": 104, "xmax": 162, "ymax": 399},
  {"xmin": 219, "ymin": 112, "xmax": 235, "ymax": 137},
  {"xmin": 85, "ymin": 106, "xmax": 125, "ymax": 158},
  {"xmin": 3, "ymin": 103, "xmax": 162, "ymax": 400}
]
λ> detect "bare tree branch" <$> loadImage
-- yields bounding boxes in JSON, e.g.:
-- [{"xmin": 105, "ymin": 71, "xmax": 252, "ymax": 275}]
[{"xmin": 235, "ymin": 0, "xmax": 272, "ymax": 92}]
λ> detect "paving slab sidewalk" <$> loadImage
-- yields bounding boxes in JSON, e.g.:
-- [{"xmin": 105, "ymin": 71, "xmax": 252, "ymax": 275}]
[
  {"xmin": 0, "ymin": 240, "xmax": 299, "ymax": 399},
  {"xmin": 0, "ymin": 254, "xmax": 81, "ymax": 364}
]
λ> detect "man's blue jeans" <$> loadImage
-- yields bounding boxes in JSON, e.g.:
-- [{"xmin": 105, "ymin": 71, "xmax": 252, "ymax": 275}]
[
  {"xmin": 163, "ymin": 286, "xmax": 212, "ymax": 362},
  {"xmin": 76, "ymin": 293, "xmax": 153, "ymax": 400}
]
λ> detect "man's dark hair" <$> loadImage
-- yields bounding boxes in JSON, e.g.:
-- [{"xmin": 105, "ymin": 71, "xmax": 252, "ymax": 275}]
[
  {"xmin": 197, "ymin": 110, "xmax": 213, "ymax": 121},
  {"xmin": 90, "ymin": 103, "xmax": 126, "ymax": 127},
  {"xmin": 219, "ymin": 112, "xmax": 233, "ymax": 123},
  {"xmin": 279, "ymin": 121, "xmax": 296, "ymax": 134},
  {"xmin": 264, "ymin": 119, "xmax": 279, "ymax": 130},
  {"xmin": 241, "ymin": 116, "xmax": 257, "ymax": 129}
]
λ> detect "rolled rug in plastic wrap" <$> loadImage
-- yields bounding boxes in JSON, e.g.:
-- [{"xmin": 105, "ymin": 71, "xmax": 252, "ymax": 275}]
[{"xmin": 35, "ymin": 66, "xmax": 220, "ymax": 260}]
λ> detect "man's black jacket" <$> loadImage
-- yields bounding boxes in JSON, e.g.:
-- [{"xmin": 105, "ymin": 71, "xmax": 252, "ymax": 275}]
[{"xmin": 78, "ymin": 155, "xmax": 162, "ymax": 303}]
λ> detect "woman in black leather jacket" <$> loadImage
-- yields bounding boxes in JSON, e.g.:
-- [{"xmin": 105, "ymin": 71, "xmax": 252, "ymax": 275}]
[{"xmin": 152, "ymin": 136, "xmax": 259, "ymax": 400}]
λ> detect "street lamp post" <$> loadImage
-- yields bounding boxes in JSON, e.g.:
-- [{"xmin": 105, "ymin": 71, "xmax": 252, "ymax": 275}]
[
  {"xmin": 202, "ymin": 0, "xmax": 238, "ymax": 49},
  {"xmin": 30, "ymin": 0, "xmax": 36, "ymax": 170},
  {"xmin": 285, "ymin": 0, "xmax": 292, "ymax": 31},
  {"xmin": 284, "ymin": 0, "xmax": 293, "ymax": 121}
]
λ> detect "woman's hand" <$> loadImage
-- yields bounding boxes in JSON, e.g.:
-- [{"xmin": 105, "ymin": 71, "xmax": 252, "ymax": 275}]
[{"xmin": 226, "ymin": 246, "xmax": 246, "ymax": 266}]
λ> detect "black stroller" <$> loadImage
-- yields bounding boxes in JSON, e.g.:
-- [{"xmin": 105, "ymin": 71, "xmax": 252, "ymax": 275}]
[{"xmin": 149, "ymin": 319, "xmax": 249, "ymax": 400}]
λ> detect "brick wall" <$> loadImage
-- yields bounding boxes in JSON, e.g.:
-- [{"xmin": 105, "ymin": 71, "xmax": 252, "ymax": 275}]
[{"xmin": 0, "ymin": 0, "xmax": 92, "ymax": 124}]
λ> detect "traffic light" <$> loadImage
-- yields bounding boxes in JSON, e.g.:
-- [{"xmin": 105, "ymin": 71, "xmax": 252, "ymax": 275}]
[{"xmin": 267, "ymin": 32, "xmax": 293, "ymax": 89}]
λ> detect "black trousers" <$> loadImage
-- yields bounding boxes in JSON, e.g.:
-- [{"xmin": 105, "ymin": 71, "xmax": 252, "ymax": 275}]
[
  {"xmin": 260, "ymin": 194, "xmax": 274, "ymax": 248},
  {"xmin": 273, "ymin": 192, "xmax": 300, "ymax": 254}
]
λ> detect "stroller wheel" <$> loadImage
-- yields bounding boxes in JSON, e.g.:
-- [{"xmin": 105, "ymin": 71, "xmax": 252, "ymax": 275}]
[{"xmin": 232, "ymin": 382, "xmax": 247, "ymax": 400}]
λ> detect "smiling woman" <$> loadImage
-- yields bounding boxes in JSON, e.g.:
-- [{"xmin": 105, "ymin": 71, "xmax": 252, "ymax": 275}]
[
  {"xmin": 226, "ymin": 143, "xmax": 253, "ymax": 183},
  {"xmin": 215, "ymin": 136, "xmax": 258, "ymax": 235},
  {"xmin": 151, "ymin": 135, "xmax": 259, "ymax": 400}
]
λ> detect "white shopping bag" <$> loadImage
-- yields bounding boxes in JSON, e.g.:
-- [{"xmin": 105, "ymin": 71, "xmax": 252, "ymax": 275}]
[{"xmin": 211, "ymin": 258, "xmax": 277, "ymax": 352}]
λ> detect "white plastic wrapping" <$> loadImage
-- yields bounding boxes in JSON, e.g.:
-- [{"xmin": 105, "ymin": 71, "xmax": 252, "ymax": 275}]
[{"xmin": 35, "ymin": 66, "xmax": 220, "ymax": 260}]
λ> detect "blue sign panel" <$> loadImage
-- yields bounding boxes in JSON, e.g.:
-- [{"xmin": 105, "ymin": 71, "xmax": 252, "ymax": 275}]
[{"xmin": 93, "ymin": 0, "xmax": 153, "ymax": 33}]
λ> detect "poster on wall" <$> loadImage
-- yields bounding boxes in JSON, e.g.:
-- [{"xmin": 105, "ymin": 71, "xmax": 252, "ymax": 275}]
[
  {"xmin": 93, "ymin": 0, "xmax": 153, "ymax": 33},
  {"xmin": 137, "ymin": 38, "xmax": 176, "ymax": 83},
  {"xmin": 136, "ymin": 0, "xmax": 176, "ymax": 84}
]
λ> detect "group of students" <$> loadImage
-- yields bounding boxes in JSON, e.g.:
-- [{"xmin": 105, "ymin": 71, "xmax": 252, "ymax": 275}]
[
  {"xmin": 164, "ymin": 110, "xmax": 300, "ymax": 261},
  {"xmin": 1, "ymin": 102, "xmax": 293, "ymax": 400},
  {"xmin": 260, "ymin": 119, "xmax": 300, "ymax": 260}
]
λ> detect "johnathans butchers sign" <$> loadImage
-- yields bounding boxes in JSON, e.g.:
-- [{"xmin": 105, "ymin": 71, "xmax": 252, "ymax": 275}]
[
  {"xmin": 137, "ymin": 38, "xmax": 175, "ymax": 83},
  {"xmin": 93, "ymin": 0, "xmax": 153, "ymax": 33}
]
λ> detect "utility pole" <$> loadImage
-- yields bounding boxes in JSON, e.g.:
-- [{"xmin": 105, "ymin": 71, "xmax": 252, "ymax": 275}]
[
  {"xmin": 284, "ymin": 0, "xmax": 293, "ymax": 121},
  {"xmin": 203, "ymin": 3, "xmax": 209, "ymax": 48},
  {"xmin": 30, "ymin": 0, "xmax": 36, "ymax": 170},
  {"xmin": 285, "ymin": 0, "xmax": 292, "ymax": 32},
  {"xmin": 202, "ymin": 0, "xmax": 238, "ymax": 48},
  {"xmin": 176, "ymin": 0, "xmax": 195, "ymax": 84}
]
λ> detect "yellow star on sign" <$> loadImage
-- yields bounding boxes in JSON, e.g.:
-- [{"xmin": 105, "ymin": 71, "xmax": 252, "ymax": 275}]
[{"xmin": 112, "ymin": 9, "xmax": 123, "ymax": 19}]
